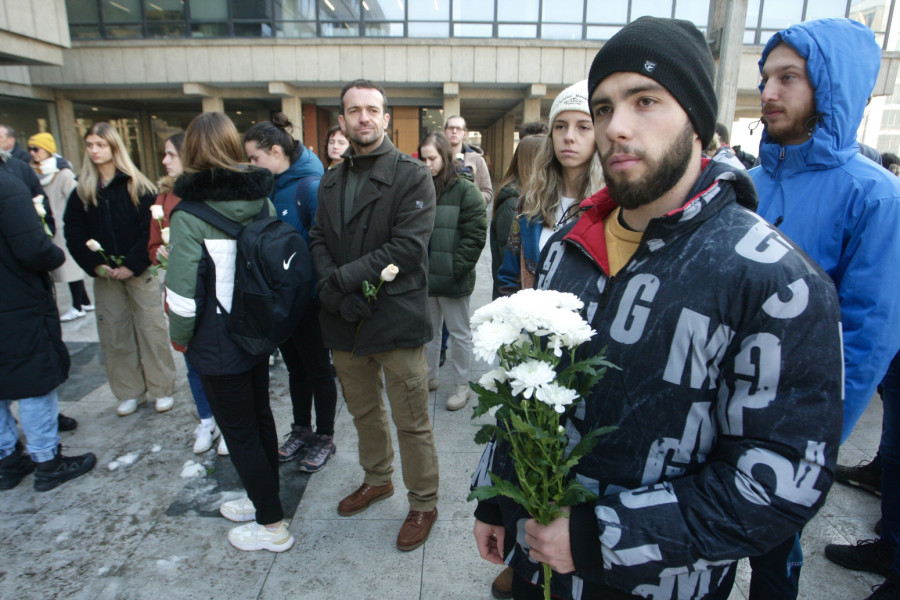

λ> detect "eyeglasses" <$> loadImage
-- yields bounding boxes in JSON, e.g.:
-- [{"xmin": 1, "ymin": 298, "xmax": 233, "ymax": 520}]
[{"xmin": 28, "ymin": 147, "xmax": 40, "ymax": 153}]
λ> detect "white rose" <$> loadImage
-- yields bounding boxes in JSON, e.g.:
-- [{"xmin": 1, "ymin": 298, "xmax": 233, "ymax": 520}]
[
  {"xmin": 32, "ymin": 194, "xmax": 44, "ymax": 205},
  {"xmin": 150, "ymin": 204, "xmax": 165, "ymax": 220},
  {"xmin": 161, "ymin": 227, "xmax": 170, "ymax": 245},
  {"xmin": 381, "ymin": 264, "xmax": 399, "ymax": 282},
  {"xmin": 34, "ymin": 204, "xmax": 46, "ymax": 217},
  {"xmin": 86, "ymin": 239, "xmax": 103, "ymax": 252}
]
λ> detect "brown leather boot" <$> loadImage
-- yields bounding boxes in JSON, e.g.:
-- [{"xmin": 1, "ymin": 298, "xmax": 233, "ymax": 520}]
[
  {"xmin": 396, "ymin": 507, "xmax": 438, "ymax": 551},
  {"xmin": 491, "ymin": 567, "xmax": 514, "ymax": 599},
  {"xmin": 337, "ymin": 482, "xmax": 394, "ymax": 516}
]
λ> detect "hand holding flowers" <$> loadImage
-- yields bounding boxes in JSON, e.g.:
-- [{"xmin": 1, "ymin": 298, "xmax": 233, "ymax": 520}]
[
  {"xmin": 86, "ymin": 239, "xmax": 125, "ymax": 280},
  {"xmin": 352, "ymin": 263, "xmax": 399, "ymax": 356},
  {"xmin": 150, "ymin": 204, "xmax": 169, "ymax": 275},
  {"xmin": 468, "ymin": 289, "xmax": 617, "ymax": 600},
  {"xmin": 32, "ymin": 195, "xmax": 52, "ymax": 237}
]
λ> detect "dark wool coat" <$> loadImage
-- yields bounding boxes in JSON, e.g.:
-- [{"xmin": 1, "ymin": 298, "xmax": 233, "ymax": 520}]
[
  {"xmin": 63, "ymin": 171, "xmax": 155, "ymax": 278},
  {"xmin": 473, "ymin": 159, "xmax": 843, "ymax": 600},
  {"xmin": 309, "ymin": 136, "xmax": 436, "ymax": 356},
  {"xmin": 427, "ymin": 175, "xmax": 486, "ymax": 298},
  {"xmin": 0, "ymin": 169, "xmax": 69, "ymax": 399}
]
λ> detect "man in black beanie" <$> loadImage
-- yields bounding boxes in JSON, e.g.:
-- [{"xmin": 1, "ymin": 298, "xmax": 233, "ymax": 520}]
[{"xmin": 471, "ymin": 16, "xmax": 843, "ymax": 600}]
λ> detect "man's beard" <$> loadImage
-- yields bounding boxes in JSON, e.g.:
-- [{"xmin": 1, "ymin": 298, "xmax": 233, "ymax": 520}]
[{"xmin": 602, "ymin": 120, "xmax": 694, "ymax": 211}]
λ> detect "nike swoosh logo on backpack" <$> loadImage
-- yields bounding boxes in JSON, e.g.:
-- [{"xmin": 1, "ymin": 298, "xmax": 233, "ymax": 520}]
[{"xmin": 283, "ymin": 252, "xmax": 297, "ymax": 270}]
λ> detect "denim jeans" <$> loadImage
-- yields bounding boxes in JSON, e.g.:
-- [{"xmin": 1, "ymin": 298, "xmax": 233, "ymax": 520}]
[
  {"xmin": 879, "ymin": 350, "xmax": 900, "ymax": 575},
  {"xmin": 184, "ymin": 356, "xmax": 212, "ymax": 420},
  {"xmin": 0, "ymin": 389, "xmax": 60, "ymax": 463}
]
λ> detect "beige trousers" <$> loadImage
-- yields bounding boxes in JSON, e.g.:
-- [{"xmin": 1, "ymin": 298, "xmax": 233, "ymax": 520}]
[
  {"xmin": 332, "ymin": 346, "xmax": 439, "ymax": 512},
  {"xmin": 93, "ymin": 271, "xmax": 175, "ymax": 402}
]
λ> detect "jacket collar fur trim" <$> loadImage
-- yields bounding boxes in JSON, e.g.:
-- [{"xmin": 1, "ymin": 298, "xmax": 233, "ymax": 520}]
[{"xmin": 174, "ymin": 166, "xmax": 273, "ymax": 202}]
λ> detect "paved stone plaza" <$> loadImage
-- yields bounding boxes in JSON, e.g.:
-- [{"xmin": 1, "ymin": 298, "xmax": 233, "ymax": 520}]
[{"xmin": 0, "ymin": 249, "xmax": 885, "ymax": 600}]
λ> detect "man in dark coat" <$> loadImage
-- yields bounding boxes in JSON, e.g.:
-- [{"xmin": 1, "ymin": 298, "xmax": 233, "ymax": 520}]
[
  {"xmin": 0, "ymin": 169, "xmax": 96, "ymax": 492},
  {"xmin": 0, "ymin": 124, "xmax": 32, "ymax": 163},
  {"xmin": 309, "ymin": 79, "xmax": 439, "ymax": 553}
]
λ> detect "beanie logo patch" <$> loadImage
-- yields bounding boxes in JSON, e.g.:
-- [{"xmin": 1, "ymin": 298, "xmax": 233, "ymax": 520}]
[{"xmin": 644, "ymin": 61, "xmax": 657, "ymax": 73}]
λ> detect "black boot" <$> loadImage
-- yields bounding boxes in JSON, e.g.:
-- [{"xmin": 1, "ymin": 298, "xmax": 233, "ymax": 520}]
[
  {"xmin": 0, "ymin": 449, "xmax": 34, "ymax": 490},
  {"xmin": 58, "ymin": 414, "xmax": 78, "ymax": 432},
  {"xmin": 33, "ymin": 452, "xmax": 96, "ymax": 492}
]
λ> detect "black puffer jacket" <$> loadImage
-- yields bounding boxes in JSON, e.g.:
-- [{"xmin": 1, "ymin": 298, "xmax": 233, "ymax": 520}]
[
  {"xmin": 63, "ymin": 171, "xmax": 155, "ymax": 278},
  {"xmin": 473, "ymin": 160, "xmax": 843, "ymax": 600},
  {"xmin": 0, "ymin": 169, "xmax": 69, "ymax": 400}
]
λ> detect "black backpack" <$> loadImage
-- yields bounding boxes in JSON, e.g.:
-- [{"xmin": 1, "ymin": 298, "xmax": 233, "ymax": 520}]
[{"xmin": 173, "ymin": 201, "xmax": 313, "ymax": 356}]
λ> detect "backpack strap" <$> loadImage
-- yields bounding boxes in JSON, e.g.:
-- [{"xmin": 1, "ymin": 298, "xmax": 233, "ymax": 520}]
[{"xmin": 172, "ymin": 201, "xmax": 244, "ymax": 239}]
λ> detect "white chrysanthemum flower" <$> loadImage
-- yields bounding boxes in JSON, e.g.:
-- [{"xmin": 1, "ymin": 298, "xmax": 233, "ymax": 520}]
[
  {"xmin": 479, "ymin": 368, "xmax": 508, "ymax": 393},
  {"xmin": 507, "ymin": 359, "xmax": 556, "ymax": 399},
  {"xmin": 472, "ymin": 320, "xmax": 521, "ymax": 363},
  {"xmin": 535, "ymin": 382, "xmax": 579, "ymax": 413},
  {"xmin": 471, "ymin": 296, "xmax": 512, "ymax": 327}
]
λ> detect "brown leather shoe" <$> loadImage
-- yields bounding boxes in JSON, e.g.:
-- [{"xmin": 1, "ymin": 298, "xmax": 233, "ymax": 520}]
[
  {"xmin": 491, "ymin": 567, "xmax": 514, "ymax": 599},
  {"xmin": 396, "ymin": 507, "xmax": 438, "ymax": 551},
  {"xmin": 337, "ymin": 482, "xmax": 394, "ymax": 516}
]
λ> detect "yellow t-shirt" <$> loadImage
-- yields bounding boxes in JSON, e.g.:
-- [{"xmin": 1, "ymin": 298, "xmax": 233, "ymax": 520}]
[{"xmin": 604, "ymin": 207, "xmax": 643, "ymax": 277}]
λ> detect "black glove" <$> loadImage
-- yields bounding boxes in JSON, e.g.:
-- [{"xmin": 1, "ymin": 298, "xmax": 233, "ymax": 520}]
[
  {"xmin": 317, "ymin": 278, "xmax": 343, "ymax": 314},
  {"xmin": 339, "ymin": 293, "xmax": 373, "ymax": 323}
]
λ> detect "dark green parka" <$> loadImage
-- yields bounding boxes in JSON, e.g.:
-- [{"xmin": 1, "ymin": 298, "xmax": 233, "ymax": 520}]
[{"xmin": 427, "ymin": 174, "xmax": 486, "ymax": 297}]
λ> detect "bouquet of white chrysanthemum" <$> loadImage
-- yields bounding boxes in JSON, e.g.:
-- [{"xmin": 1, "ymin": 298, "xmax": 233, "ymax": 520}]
[{"xmin": 467, "ymin": 288, "xmax": 617, "ymax": 600}]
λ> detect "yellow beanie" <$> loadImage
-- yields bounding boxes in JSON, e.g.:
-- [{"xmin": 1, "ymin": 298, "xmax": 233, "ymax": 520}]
[{"xmin": 28, "ymin": 132, "xmax": 57, "ymax": 155}]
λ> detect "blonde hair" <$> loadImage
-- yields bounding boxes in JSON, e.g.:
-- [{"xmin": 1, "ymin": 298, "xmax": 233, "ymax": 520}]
[
  {"xmin": 495, "ymin": 134, "xmax": 545, "ymax": 218},
  {"xmin": 182, "ymin": 112, "xmax": 245, "ymax": 173},
  {"xmin": 519, "ymin": 134, "xmax": 603, "ymax": 224},
  {"xmin": 77, "ymin": 122, "xmax": 156, "ymax": 207}
]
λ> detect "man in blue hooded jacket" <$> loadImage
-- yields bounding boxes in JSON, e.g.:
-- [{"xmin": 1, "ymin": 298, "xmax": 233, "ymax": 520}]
[{"xmin": 751, "ymin": 18, "xmax": 900, "ymax": 600}]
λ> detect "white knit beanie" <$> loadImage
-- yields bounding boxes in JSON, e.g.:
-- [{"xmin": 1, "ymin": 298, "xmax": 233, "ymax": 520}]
[{"xmin": 548, "ymin": 80, "xmax": 591, "ymax": 124}]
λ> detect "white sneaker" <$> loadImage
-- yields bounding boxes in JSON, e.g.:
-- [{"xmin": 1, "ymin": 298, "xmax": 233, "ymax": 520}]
[
  {"xmin": 446, "ymin": 384, "xmax": 470, "ymax": 411},
  {"xmin": 217, "ymin": 436, "xmax": 229, "ymax": 456},
  {"xmin": 82, "ymin": 304, "xmax": 95, "ymax": 312},
  {"xmin": 155, "ymin": 396, "xmax": 174, "ymax": 413},
  {"xmin": 227, "ymin": 521, "xmax": 294, "ymax": 552},
  {"xmin": 219, "ymin": 495, "xmax": 255, "ymax": 522},
  {"xmin": 193, "ymin": 421, "xmax": 219, "ymax": 454},
  {"xmin": 116, "ymin": 398, "xmax": 139, "ymax": 416},
  {"xmin": 60, "ymin": 307, "xmax": 86, "ymax": 322}
]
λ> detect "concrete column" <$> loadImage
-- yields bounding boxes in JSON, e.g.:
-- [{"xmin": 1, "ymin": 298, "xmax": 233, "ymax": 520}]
[
  {"xmin": 138, "ymin": 110, "xmax": 156, "ymax": 179},
  {"xmin": 281, "ymin": 96, "xmax": 303, "ymax": 142},
  {"xmin": 54, "ymin": 95, "xmax": 80, "ymax": 167},
  {"xmin": 443, "ymin": 82, "xmax": 460, "ymax": 121},
  {"xmin": 499, "ymin": 111, "xmax": 516, "ymax": 183},
  {"xmin": 711, "ymin": 0, "xmax": 749, "ymax": 131},
  {"xmin": 201, "ymin": 97, "xmax": 224, "ymax": 113},
  {"xmin": 523, "ymin": 84, "xmax": 547, "ymax": 124}
]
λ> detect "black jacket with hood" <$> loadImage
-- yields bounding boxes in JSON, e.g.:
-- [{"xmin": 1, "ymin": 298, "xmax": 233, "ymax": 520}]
[{"xmin": 472, "ymin": 159, "xmax": 843, "ymax": 600}]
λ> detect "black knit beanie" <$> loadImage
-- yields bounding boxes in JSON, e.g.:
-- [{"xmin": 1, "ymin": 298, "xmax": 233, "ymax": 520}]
[{"xmin": 587, "ymin": 16, "xmax": 717, "ymax": 147}]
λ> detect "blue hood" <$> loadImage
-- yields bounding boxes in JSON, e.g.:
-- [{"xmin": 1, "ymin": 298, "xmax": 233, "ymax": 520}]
[
  {"xmin": 274, "ymin": 147, "xmax": 324, "ymax": 193},
  {"xmin": 758, "ymin": 18, "xmax": 881, "ymax": 171}
]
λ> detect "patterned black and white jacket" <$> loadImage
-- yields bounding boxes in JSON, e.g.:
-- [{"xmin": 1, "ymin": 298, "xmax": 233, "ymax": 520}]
[{"xmin": 473, "ymin": 158, "xmax": 843, "ymax": 600}]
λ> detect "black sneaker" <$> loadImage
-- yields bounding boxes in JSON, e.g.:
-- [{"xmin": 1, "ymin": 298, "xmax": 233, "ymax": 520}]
[
  {"xmin": 835, "ymin": 457, "xmax": 882, "ymax": 496},
  {"xmin": 867, "ymin": 573, "xmax": 900, "ymax": 600},
  {"xmin": 58, "ymin": 413, "xmax": 78, "ymax": 432},
  {"xmin": 825, "ymin": 538, "xmax": 895, "ymax": 577},
  {"xmin": 298, "ymin": 434, "xmax": 336, "ymax": 473},
  {"xmin": 0, "ymin": 449, "xmax": 34, "ymax": 490},
  {"xmin": 33, "ymin": 452, "xmax": 97, "ymax": 492},
  {"xmin": 277, "ymin": 424, "xmax": 315, "ymax": 463}
]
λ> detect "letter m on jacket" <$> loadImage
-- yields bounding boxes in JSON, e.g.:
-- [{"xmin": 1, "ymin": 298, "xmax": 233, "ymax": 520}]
[{"xmin": 663, "ymin": 308, "xmax": 735, "ymax": 389}]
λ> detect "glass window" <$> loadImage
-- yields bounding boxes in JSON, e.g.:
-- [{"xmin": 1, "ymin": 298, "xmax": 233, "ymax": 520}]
[
  {"xmin": 189, "ymin": 0, "xmax": 228, "ymax": 20},
  {"xmin": 759, "ymin": 0, "xmax": 803, "ymax": 30},
  {"xmin": 421, "ymin": 107, "xmax": 445, "ymax": 139},
  {"xmin": 105, "ymin": 24, "xmax": 144, "ymax": 37},
  {"xmin": 498, "ymin": 0, "xmax": 538, "ymax": 22},
  {"xmin": 191, "ymin": 22, "xmax": 229, "ymax": 37},
  {"xmin": 882, "ymin": 109, "xmax": 900, "ymax": 128},
  {"xmin": 849, "ymin": 0, "xmax": 890, "ymax": 39},
  {"xmin": 70, "ymin": 25, "xmax": 103, "ymax": 39},
  {"xmin": 631, "ymin": 0, "xmax": 672, "ymax": 19},
  {"xmin": 805, "ymin": 0, "xmax": 849, "ymax": 20},
  {"xmin": 585, "ymin": 0, "xmax": 627, "ymax": 24},
  {"xmin": 453, "ymin": 0, "xmax": 494, "ymax": 21},
  {"xmin": 232, "ymin": 0, "xmax": 271, "ymax": 19},
  {"xmin": 499, "ymin": 23, "xmax": 537, "ymax": 37},
  {"xmin": 321, "ymin": 21, "xmax": 360, "ymax": 35},
  {"xmin": 319, "ymin": 0, "xmax": 359, "ymax": 20},
  {"xmin": 454, "ymin": 23, "xmax": 493, "ymax": 37},
  {"xmin": 278, "ymin": 0, "xmax": 317, "ymax": 20},
  {"xmin": 409, "ymin": 0, "xmax": 447, "ymax": 20},
  {"xmin": 363, "ymin": 0, "xmax": 404, "ymax": 20},
  {"xmin": 276, "ymin": 21, "xmax": 317, "ymax": 36},
  {"xmin": 674, "ymin": 0, "xmax": 709, "ymax": 26},
  {"xmin": 542, "ymin": 23, "xmax": 583, "ymax": 39},
  {"xmin": 67, "ymin": 0, "xmax": 100, "ymax": 22},
  {"xmin": 409, "ymin": 21, "xmax": 449, "ymax": 36},
  {"xmin": 234, "ymin": 22, "xmax": 274, "ymax": 36},
  {"xmin": 542, "ymin": 0, "xmax": 584, "ymax": 23},
  {"xmin": 102, "ymin": 0, "xmax": 141, "ymax": 23},
  {"xmin": 147, "ymin": 22, "xmax": 186, "ymax": 37},
  {"xmin": 365, "ymin": 22, "xmax": 404, "ymax": 36},
  {"xmin": 144, "ymin": 0, "xmax": 185, "ymax": 21},
  {"xmin": 586, "ymin": 24, "xmax": 623, "ymax": 39}
]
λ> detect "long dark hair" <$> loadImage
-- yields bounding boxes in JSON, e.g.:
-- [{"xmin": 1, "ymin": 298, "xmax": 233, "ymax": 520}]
[
  {"xmin": 167, "ymin": 131, "xmax": 185, "ymax": 153},
  {"xmin": 243, "ymin": 112, "xmax": 302, "ymax": 163},
  {"xmin": 418, "ymin": 131, "xmax": 456, "ymax": 199},
  {"xmin": 182, "ymin": 112, "xmax": 245, "ymax": 173}
]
